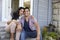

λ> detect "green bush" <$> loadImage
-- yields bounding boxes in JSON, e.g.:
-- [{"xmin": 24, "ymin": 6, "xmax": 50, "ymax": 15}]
[{"xmin": 48, "ymin": 32, "xmax": 57, "ymax": 39}]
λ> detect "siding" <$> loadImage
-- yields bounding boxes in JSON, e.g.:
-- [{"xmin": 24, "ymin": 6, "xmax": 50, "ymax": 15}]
[
  {"xmin": 33, "ymin": 0, "xmax": 38, "ymax": 19},
  {"xmin": 38, "ymin": 0, "xmax": 48, "ymax": 29},
  {"xmin": 33, "ymin": 0, "xmax": 52, "ymax": 30}
]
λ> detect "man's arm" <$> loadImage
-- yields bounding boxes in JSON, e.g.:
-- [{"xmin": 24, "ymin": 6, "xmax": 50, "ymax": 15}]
[
  {"xmin": 31, "ymin": 16, "xmax": 40, "ymax": 40},
  {"xmin": 34, "ymin": 21, "xmax": 40, "ymax": 40}
]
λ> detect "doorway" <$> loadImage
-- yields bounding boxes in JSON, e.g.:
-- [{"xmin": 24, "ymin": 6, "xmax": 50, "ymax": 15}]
[{"xmin": 11, "ymin": 0, "xmax": 19, "ymax": 12}]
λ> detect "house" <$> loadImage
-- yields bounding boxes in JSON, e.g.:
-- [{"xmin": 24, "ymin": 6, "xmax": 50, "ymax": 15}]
[{"xmin": 0, "ymin": 0, "xmax": 60, "ymax": 40}]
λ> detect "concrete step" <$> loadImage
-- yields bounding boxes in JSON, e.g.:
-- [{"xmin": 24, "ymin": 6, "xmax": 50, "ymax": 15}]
[
  {"xmin": 0, "ymin": 22, "xmax": 36, "ymax": 40},
  {"xmin": 0, "ymin": 26, "xmax": 10, "ymax": 40}
]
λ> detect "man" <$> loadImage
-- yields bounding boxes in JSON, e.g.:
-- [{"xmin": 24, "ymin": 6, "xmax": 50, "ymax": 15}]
[{"xmin": 19, "ymin": 7, "xmax": 42, "ymax": 40}]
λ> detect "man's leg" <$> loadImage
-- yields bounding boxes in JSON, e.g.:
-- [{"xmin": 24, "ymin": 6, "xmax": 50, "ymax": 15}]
[
  {"xmin": 20, "ymin": 31, "xmax": 42, "ymax": 40},
  {"xmin": 20, "ymin": 30, "xmax": 26, "ymax": 40},
  {"xmin": 40, "ymin": 32, "xmax": 42, "ymax": 40},
  {"xmin": 26, "ymin": 31, "xmax": 42, "ymax": 40},
  {"xmin": 26, "ymin": 31, "xmax": 37, "ymax": 38}
]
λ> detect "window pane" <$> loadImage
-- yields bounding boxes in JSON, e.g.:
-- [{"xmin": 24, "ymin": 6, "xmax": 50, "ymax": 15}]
[{"xmin": 24, "ymin": 0, "xmax": 30, "ymax": 8}]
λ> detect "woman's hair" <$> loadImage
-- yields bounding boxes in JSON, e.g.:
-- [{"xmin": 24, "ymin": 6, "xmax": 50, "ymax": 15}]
[
  {"xmin": 24, "ymin": 7, "xmax": 30, "ymax": 11},
  {"xmin": 11, "ymin": 7, "xmax": 24, "ymax": 20},
  {"xmin": 12, "ymin": 11, "xmax": 19, "ymax": 20},
  {"xmin": 17, "ymin": 7, "xmax": 24, "ymax": 14}
]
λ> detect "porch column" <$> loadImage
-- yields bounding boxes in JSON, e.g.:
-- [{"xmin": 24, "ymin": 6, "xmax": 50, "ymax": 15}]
[
  {"xmin": 2, "ymin": 0, "xmax": 12, "ymax": 22},
  {"xmin": 0, "ymin": 0, "xmax": 2, "ymax": 21}
]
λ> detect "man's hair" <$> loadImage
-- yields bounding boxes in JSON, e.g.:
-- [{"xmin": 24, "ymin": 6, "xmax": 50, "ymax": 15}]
[{"xmin": 24, "ymin": 7, "xmax": 30, "ymax": 11}]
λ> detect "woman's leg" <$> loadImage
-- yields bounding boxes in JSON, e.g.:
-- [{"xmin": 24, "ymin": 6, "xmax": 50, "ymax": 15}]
[
  {"xmin": 10, "ymin": 21, "xmax": 16, "ymax": 40},
  {"xmin": 10, "ymin": 33, "xmax": 14, "ymax": 40},
  {"xmin": 16, "ymin": 22, "xmax": 22, "ymax": 40},
  {"xmin": 16, "ymin": 31, "xmax": 21, "ymax": 40},
  {"xmin": 5, "ymin": 24, "xmax": 10, "ymax": 32}
]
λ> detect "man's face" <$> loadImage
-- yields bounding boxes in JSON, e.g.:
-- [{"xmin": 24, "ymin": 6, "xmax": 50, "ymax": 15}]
[
  {"xmin": 24, "ymin": 9, "xmax": 30, "ymax": 17},
  {"xmin": 19, "ymin": 9, "xmax": 24, "ymax": 16}
]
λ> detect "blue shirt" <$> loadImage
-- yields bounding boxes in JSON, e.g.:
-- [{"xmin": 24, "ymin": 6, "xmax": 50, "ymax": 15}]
[{"xmin": 23, "ymin": 19, "xmax": 32, "ymax": 32}]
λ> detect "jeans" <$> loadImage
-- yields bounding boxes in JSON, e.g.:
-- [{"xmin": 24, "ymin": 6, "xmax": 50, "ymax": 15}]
[{"xmin": 20, "ymin": 30, "xmax": 42, "ymax": 40}]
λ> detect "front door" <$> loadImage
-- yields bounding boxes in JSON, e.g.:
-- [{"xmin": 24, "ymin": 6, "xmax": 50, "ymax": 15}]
[{"xmin": 11, "ymin": 0, "xmax": 19, "ymax": 12}]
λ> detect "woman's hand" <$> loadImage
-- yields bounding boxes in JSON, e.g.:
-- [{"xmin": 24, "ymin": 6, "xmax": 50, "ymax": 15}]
[
  {"xmin": 16, "ymin": 26, "xmax": 22, "ymax": 32},
  {"xmin": 16, "ymin": 22, "xmax": 22, "ymax": 32}
]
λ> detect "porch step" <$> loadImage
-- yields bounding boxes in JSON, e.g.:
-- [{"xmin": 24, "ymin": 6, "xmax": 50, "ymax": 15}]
[
  {"xmin": 0, "ymin": 22, "xmax": 36, "ymax": 40},
  {"xmin": 0, "ymin": 26, "xmax": 10, "ymax": 40}
]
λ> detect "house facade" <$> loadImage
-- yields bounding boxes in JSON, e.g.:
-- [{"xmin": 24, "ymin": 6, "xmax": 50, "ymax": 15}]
[{"xmin": 0, "ymin": 0, "xmax": 52, "ymax": 29}]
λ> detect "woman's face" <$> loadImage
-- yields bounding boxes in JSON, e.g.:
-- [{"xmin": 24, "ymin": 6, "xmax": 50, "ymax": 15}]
[
  {"xmin": 19, "ymin": 9, "xmax": 24, "ymax": 16},
  {"xmin": 24, "ymin": 9, "xmax": 30, "ymax": 17}
]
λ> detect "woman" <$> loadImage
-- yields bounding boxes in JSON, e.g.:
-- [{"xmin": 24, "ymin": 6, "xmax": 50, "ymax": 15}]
[
  {"xmin": 19, "ymin": 7, "xmax": 42, "ymax": 40},
  {"xmin": 5, "ymin": 7, "xmax": 24, "ymax": 40}
]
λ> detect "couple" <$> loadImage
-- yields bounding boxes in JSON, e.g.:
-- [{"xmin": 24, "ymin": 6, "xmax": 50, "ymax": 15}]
[{"xmin": 5, "ymin": 7, "xmax": 42, "ymax": 40}]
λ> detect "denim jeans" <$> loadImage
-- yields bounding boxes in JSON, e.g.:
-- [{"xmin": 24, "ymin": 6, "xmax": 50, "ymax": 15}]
[{"xmin": 20, "ymin": 30, "xmax": 42, "ymax": 40}]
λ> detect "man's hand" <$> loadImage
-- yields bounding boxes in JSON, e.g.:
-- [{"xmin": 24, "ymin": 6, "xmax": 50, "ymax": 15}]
[{"xmin": 36, "ymin": 36, "xmax": 40, "ymax": 40}]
